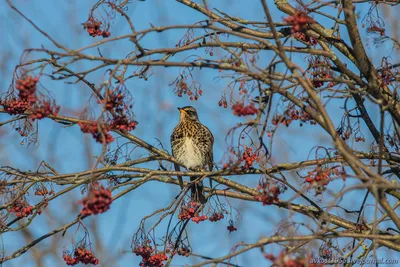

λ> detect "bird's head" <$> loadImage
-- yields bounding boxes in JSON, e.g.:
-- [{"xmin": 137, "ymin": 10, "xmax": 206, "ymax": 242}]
[{"xmin": 178, "ymin": 106, "xmax": 199, "ymax": 121}]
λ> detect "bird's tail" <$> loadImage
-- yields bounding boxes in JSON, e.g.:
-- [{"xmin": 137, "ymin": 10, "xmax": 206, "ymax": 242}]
[{"xmin": 190, "ymin": 176, "xmax": 206, "ymax": 204}]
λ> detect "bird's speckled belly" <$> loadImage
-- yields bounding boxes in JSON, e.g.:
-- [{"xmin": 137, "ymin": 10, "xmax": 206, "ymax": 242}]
[{"xmin": 178, "ymin": 138, "xmax": 202, "ymax": 169}]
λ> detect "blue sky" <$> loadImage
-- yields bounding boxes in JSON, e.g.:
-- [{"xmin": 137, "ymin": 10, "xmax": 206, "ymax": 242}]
[{"xmin": 1, "ymin": 1, "xmax": 399, "ymax": 266}]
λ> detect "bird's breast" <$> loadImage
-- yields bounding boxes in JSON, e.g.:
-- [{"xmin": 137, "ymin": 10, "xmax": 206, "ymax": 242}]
[{"xmin": 176, "ymin": 138, "xmax": 202, "ymax": 169}]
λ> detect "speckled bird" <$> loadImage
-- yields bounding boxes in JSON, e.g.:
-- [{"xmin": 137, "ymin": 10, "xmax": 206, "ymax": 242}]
[{"xmin": 171, "ymin": 106, "xmax": 214, "ymax": 204}]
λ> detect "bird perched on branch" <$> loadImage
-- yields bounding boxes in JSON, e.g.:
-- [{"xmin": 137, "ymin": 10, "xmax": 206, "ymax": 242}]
[{"xmin": 171, "ymin": 106, "xmax": 214, "ymax": 204}]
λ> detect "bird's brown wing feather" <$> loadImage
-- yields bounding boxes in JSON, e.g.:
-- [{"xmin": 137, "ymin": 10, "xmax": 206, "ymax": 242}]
[{"xmin": 171, "ymin": 127, "xmax": 184, "ymax": 189}]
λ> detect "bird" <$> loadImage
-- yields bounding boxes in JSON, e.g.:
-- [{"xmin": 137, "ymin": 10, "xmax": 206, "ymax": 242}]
[{"xmin": 171, "ymin": 106, "xmax": 214, "ymax": 204}]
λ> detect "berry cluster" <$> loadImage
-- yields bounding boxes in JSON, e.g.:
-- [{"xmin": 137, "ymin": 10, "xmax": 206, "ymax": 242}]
[
  {"xmin": 378, "ymin": 58, "xmax": 397, "ymax": 87},
  {"xmin": 379, "ymin": 71, "xmax": 393, "ymax": 86},
  {"xmin": 174, "ymin": 78, "xmax": 202, "ymax": 100},
  {"xmin": 308, "ymin": 57, "xmax": 335, "ymax": 88},
  {"xmin": 218, "ymin": 98, "xmax": 228, "ymax": 108},
  {"xmin": 8, "ymin": 200, "xmax": 34, "ymax": 218},
  {"xmin": 29, "ymin": 101, "xmax": 60, "ymax": 120},
  {"xmin": 34, "ymin": 186, "xmax": 54, "ymax": 196},
  {"xmin": 304, "ymin": 168, "xmax": 331, "ymax": 186},
  {"xmin": 63, "ymin": 254, "xmax": 79, "ymax": 266},
  {"xmin": 144, "ymin": 253, "xmax": 168, "ymax": 267},
  {"xmin": 177, "ymin": 201, "xmax": 207, "ymax": 223},
  {"xmin": 255, "ymin": 179, "xmax": 285, "ymax": 205},
  {"xmin": 209, "ymin": 212, "xmax": 224, "ymax": 222},
  {"xmin": 98, "ymin": 89, "xmax": 125, "ymax": 111},
  {"xmin": 336, "ymin": 127, "xmax": 365, "ymax": 142},
  {"xmin": 294, "ymin": 32, "xmax": 317, "ymax": 46},
  {"xmin": 94, "ymin": 87, "xmax": 138, "ymax": 136},
  {"xmin": 227, "ymin": 222, "xmax": 237, "ymax": 233},
  {"xmin": 366, "ymin": 24, "xmax": 385, "ymax": 36},
  {"xmin": 240, "ymin": 147, "xmax": 259, "ymax": 170},
  {"xmin": 176, "ymin": 247, "xmax": 191, "ymax": 257},
  {"xmin": 80, "ymin": 183, "xmax": 112, "ymax": 216},
  {"xmin": 78, "ymin": 121, "xmax": 114, "ymax": 144},
  {"xmin": 133, "ymin": 244, "xmax": 153, "ymax": 261},
  {"xmin": 191, "ymin": 214, "xmax": 208, "ymax": 223},
  {"xmin": 272, "ymin": 108, "xmax": 316, "ymax": 127},
  {"xmin": 232, "ymin": 102, "xmax": 258, "ymax": 116},
  {"xmin": 336, "ymin": 127, "xmax": 351, "ymax": 141},
  {"xmin": 16, "ymin": 76, "xmax": 38, "ymax": 104},
  {"xmin": 36, "ymin": 199, "xmax": 49, "ymax": 215},
  {"xmin": 0, "ymin": 98, "xmax": 30, "ymax": 115},
  {"xmin": 355, "ymin": 222, "xmax": 368, "ymax": 233},
  {"xmin": 1, "ymin": 76, "xmax": 39, "ymax": 115},
  {"xmin": 110, "ymin": 115, "xmax": 138, "ymax": 131},
  {"xmin": 284, "ymin": 10, "xmax": 315, "ymax": 33},
  {"xmin": 177, "ymin": 202, "xmax": 196, "ymax": 220},
  {"xmin": 354, "ymin": 136, "xmax": 366, "ymax": 142},
  {"xmin": 222, "ymin": 147, "xmax": 261, "ymax": 171},
  {"xmin": 63, "ymin": 248, "xmax": 99, "ymax": 266},
  {"xmin": 1, "ymin": 76, "xmax": 61, "ymax": 120},
  {"xmin": 83, "ymin": 17, "xmax": 110, "ymax": 38},
  {"xmin": 133, "ymin": 244, "xmax": 168, "ymax": 267}
]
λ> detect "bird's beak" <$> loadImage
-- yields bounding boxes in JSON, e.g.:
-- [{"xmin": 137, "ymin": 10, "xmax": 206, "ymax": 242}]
[{"xmin": 177, "ymin": 107, "xmax": 184, "ymax": 113}]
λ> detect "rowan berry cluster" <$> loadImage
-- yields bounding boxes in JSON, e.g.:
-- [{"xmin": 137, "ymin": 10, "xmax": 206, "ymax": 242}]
[
  {"xmin": 272, "ymin": 108, "xmax": 316, "ymax": 127},
  {"xmin": 174, "ymin": 78, "xmax": 202, "ymax": 100},
  {"xmin": 355, "ymin": 222, "xmax": 368, "ymax": 233},
  {"xmin": 386, "ymin": 135, "xmax": 398, "ymax": 148},
  {"xmin": 110, "ymin": 115, "xmax": 138, "ymax": 131},
  {"xmin": 63, "ymin": 254, "xmax": 79, "ymax": 266},
  {"xmin": 176, "ymin": 247, "xmax": 191, "ymax": 257},
  {"xmin": 240, "ymin": 147, "xmax": 259, "ymax": 170},
  {"xmin": 133, "ymin": 243, "xmax": 168, "ymax": 267},
  {"xmin": 177, "ymin": 201, "xmax": 207, "ymax": 223},
  {"xmin": 379, "ymin": 58, "xmax": 397, "ymax": 86},
  {"xmin": 80, "ymin": 183, "xmax": 112, "ymax": 216},
  {"xmin": 222, "ymin": 147, "xmax": 261, "ymax": 171},
  {"xmin": 98, "ymin": 89, "xmax": 125, "ymax": 111},
  {"xmin": 366, "ymin": 24, "xmax": 385, "ymax": 36},
  {"xmin": 354, "ymin": 135, "xmax": 366, "ymax": 142},
  {"xmin": 78, "ymin": 122, "xmax": 114, "ymax": 144},
  {"xmin": 34, "ymin": 186, "xmax": 54, "ymax": 196},
  {"xmin": 232, "ymin": 102, "xmax": 258, "ymax": 116},
  {"xmin": 16, "ymin": 76, "xmax": 38, "ymax": 104},
  {"xmin": 294, "ymin": 32, "xmax": 317, "ymax": 46},
  {"xmin": 336, "ymin": 127, "xmax": 351, "ymax": 141},
  {"xmin": 227, "ymin": 222, "xmax": 237, "ymax": 233},
  {"xmin": 1, "ymin": 76, "xmax": 61, "ymax": 121},
  {"xmin": 308, "ymin": 57, "xmax": 335, "ymax": 88},
  {"xmin": 191, "ymin": 214, "xmax": 208, "ymax": 223},
  {"xmin": 144, "ymin": 253, "xmax": 168, "ymax": 267},
  {"xmin": 264, "ymin": 251, "xmax": 323, "ymax": 267},
  {"xmin": 92, "ymin": 87, "xmax": 138, "ymax": 139},
  {"xmin": 83, "ymin": 17, "xmax": 110, "ymax": 38},
  {"xmin": 36, "ymin": 199, "xmax": 49, "ymax": 215},
  {"xmin": 218, "ymin": 98, "xmax": 228, "ymax": 108},
  {"xmin": 8, "ymin": 199, "xmax": 34, "ymax": 218},
  {"xmin": 305, "ymin": 166, "xmax": 345, "ymax": 187},
  {"xmin": 29, "ymin": 101, "xmax": 60, "ymax": 120},
  {"xmin": 63, "ymin": 247, "xmax": 99, "ymax": 266},
  {"xmin": 284, "ymin": 10, "xmax": 315, "ymax": 33},
  {"xmin": 255, "ymin": 179, "xmax": 285, "ymax": 205},
  {"xmin": 1, "ymin": 76, "xmax": 38, "ymax": 115},
  {"xmin": 304, "ymin": 167, "xmax": 331, "ymax": 186},
  {"xmin": 379, "ymin": 71, "xmax": 393, "ymax": 86},
  {"xmin": 0, "ymin": 98, "xmax": 30, "ymax": 115},
  {"xmin": 209, "ymin": 212, "xmax": 224, "ymax": 222},
  {"xmin": 177, "ymin": 202, "xmax": 196, "ymax": 220}
]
